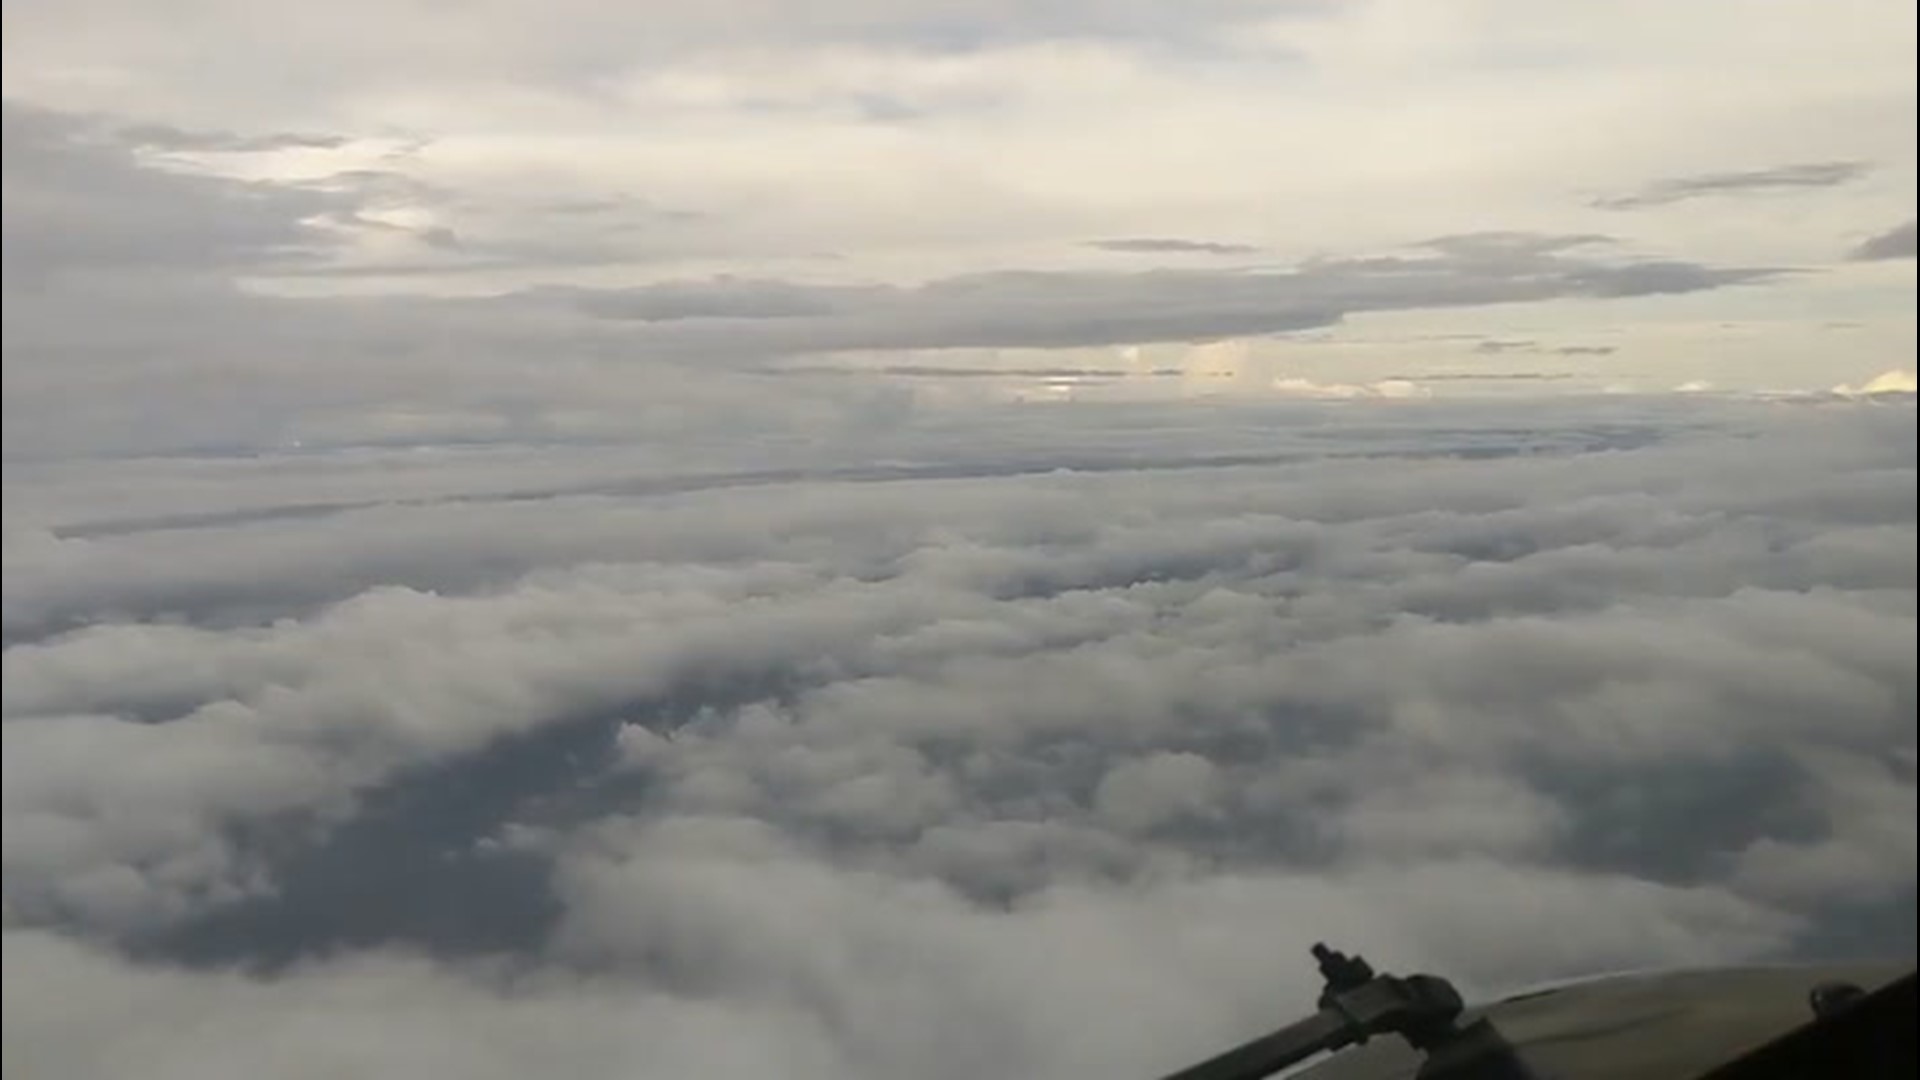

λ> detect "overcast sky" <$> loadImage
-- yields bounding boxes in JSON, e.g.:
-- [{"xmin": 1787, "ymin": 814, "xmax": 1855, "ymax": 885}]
[
  {"xmin": 4, "ymin": 0, "xmax": 1918, "ymax": 460},
  {"xmin": 3, "ymin": 3, "xmax": 1917, "ymax": 1078}
]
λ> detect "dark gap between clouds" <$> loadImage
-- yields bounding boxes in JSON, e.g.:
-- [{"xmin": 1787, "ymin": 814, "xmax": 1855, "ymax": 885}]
[{"xmin": 129, "ymin": 673, "xmax": 809, "ymax": 971}]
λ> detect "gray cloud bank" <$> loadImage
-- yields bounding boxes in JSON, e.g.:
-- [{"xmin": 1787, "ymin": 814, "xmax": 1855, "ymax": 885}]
[
  {"xmin": 1, "ymin": 104, "xmax": 349, "ymax": 281},
  {"xmin": 1470, "ymin": 338, "xmax": 1618, "ymax": 358},
  {"xmin": 1086, "ymin": 238, "xmax": 1263, "ymax": 255},
  {"xmin": 538, "ymin": 234, "xmax": 1779, "ymax": 353},
  {"xmin": 1850, "ymin": 221, "xmax": 1918, "ymax": 262},
  {"xmin": 4, "ymin": 395, "xmax": 1914, "ymax": 1078},
  {"xmin": 115, "ymin": 123, "xmax": 352, "ymax": 153},
  {"xmin": 1593, "ymin": 161, "xmax": 1871, "ymax": 210}
]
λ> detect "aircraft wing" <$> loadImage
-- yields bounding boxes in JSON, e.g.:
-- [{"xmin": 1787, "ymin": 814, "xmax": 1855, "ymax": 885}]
[{"xmin": 1290, "ymin": 963, "xmax": 1911, "ymax": 1080}]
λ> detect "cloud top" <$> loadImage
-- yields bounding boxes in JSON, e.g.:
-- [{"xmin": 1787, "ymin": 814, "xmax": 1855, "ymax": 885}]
[{"xmin": 4, "ymin": 395, "xmax": 1914, "ymax": 1078}]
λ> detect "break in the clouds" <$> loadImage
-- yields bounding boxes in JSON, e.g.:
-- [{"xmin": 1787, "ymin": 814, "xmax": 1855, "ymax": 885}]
[
  {"xmin": 1850, "ymin": 220, "xmax": 1919, "ymax": 262},
  {"xmin": 3, "ymin": 396, "xmax": 1916, "ymax": 1078},
  {"xmin": 1591, "ymin": 161, "xmax": 1873, "ymax": 210}
]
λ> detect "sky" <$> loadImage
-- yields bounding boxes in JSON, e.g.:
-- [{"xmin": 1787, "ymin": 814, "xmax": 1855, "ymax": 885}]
[
  {"xmin": 2, "ymin": 2, "xmax": 1917, "ymax": 1078},
  {"xmin": 2, "ymin": 0, "xmax": 1917, "ymax": 454}
]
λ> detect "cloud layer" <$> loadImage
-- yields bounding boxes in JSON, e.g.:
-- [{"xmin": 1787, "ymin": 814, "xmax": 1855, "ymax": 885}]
[
  {"xmin": 2, "ymin": 2, "xmax": 1914, "ymax": 1075},
  {"xmin": 5, "ymin": 395, "xmax": 1914, "ymax": 1078},
  {"xmin": 10, "ymin": 97, "xmax": 1849, "ymax": 462}
]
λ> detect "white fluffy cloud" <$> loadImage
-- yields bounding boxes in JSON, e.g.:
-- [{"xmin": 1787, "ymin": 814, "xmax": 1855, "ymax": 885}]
[{"xmin": 3, "ymin": 395, "xmax": 1912, "ymax": 1077}]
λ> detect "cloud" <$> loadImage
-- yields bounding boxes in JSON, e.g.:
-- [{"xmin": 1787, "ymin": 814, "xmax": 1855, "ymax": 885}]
[
  {"xmin": 1466, "ymin": 340, "xmax": 1617, "ymax": 363},
  {"xmin": 2, "ymin": 0, "xmax": 1917, "ymax": 1063},
  {"xmin": 1383, "ymin": 373, "xmax": 1578, "ymax": 383},
  {"xmin": 792, "ymin": 364, "xmax": 1182, "ymax": 380},
  {"xmin": 542, "ymin": 233, "xmax": 1781, "ymax": 354},
  {"xmin": 4, "ymin": 0, "xmax": 1910, "ymax": 335},
  {"xmin": 1473, "ymin": 338, "xmax": 1537, "ymax": 354},
  {"xmin": 0, "ymin": 855, "xmax": 1798, "ymax": 1080},
  {"xmin": 1833, "ymin": 369, "xmax": 1918, "ymax": 397},
  {"xmin": 1848, "ymin": 221, "xmax": 1918, "ymax": 261},
  {"xmin": 3, "ymin": 392, "xmax": 1913, "ymax": 1075},
  {"xmin": 538, "ymin": 277, "xmax": 845, "ymax": 321},
  {"xmin": 0, "ymin": 102, "xmax": 353, "ymax": 283},
  {"xmin": 114, "ymin": 123, "xmax": 352, "ymax": 153},
  {"xmin": 0, "ymin": 101, "xmax": 933, "ymax": 460},
  {"xmin": 2, "ymin": 107, "xmax": 1796, "ymax": 460},
  {"xmin": 1085, "ymin": 238, "xmax": 1262, "ymax": 256},
  {"xmin": 2, "ymin": 101, "xmax": 717, "ymax": 294},
  {"xmin": 1592, "ymin": 161, "xmax": 1872, "ymax": 210},
  {"xmin": 1270, "ymin": 375, "xmax": 1430, "ymax": 399}
]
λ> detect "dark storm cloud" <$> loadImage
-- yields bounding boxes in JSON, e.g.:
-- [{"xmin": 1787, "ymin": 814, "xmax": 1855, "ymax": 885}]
[
  {"xmin": 1592, "ymin": 161, "xmax": 1871, "ymax": 210},
  {"xmin": 1085, "ymin": 238, "xmax": 1262, "ymax": 255},
  {"xmin": 1848, "ymin": 220, "xmax": 1918, "ymax": 261}
]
